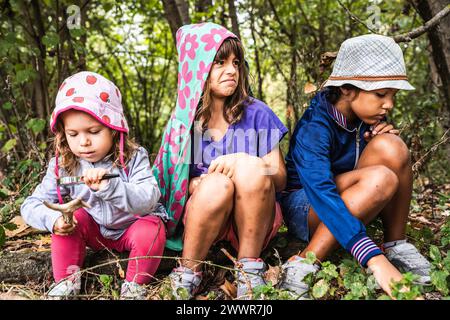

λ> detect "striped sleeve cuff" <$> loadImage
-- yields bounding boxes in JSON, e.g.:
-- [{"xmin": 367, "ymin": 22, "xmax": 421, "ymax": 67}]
[{"xmin": 347, "ymin": 234, "xmax": 383, "ymax": 268}]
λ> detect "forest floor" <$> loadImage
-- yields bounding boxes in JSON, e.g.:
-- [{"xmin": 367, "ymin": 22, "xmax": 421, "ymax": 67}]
[{"xmin": 0, "ymin": 182, "xmax": 449, "ymax": 300}]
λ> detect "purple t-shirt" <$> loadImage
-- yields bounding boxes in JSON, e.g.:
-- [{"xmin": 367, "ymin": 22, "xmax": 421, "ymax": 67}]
[{"xmin": 190, "ymin": 98, "xmax": 288, "ymax": 177}]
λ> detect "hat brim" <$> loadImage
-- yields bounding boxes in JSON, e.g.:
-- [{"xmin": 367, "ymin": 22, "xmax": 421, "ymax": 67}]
[
  {"xmin": 50, "ymin": 103, "xmax": 129, "ymax": 134},
  {"xmin": 323, "ymin": 79, "xmax": 415, "ymax": 91}
]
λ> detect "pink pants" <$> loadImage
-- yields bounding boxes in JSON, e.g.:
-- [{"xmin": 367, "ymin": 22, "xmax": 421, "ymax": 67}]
[{"xmin": 51, "ymin": 208, "xmax": 166, "ymax": 284}]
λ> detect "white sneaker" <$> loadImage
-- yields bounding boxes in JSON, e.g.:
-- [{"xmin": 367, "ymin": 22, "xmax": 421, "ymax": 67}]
[
  {"xmin": 47, "ymin": 278, "xmax": 81, "ymax": 299},
  {"xmin": 385, "ymin": 242, "xmax": 431, "ymax": 284},
  {"xmin": 120, "ymin": 280, "xmax": 147, "ymax": 300},
  {"xmin": 279, "ymin": 256, "xmax": 319, "ymax": 299}
]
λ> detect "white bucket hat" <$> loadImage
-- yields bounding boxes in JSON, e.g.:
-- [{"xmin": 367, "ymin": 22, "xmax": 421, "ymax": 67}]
[{"xmin": 323, "ymin": 34, "xmax": 414, "ymax": 91}]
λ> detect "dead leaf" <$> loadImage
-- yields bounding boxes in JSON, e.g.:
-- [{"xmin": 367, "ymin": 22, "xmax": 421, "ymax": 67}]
[
  {"xmin": 194, "ymin": 295, "xmax": 209, "ymax": 300},
  {"xmin": 286, "ymin": 105, "xmax": 294, "ymax": 119},
  {"xmin": 0, "ymin": 293, "xmax": 29, "ymax": 300},
  {"xmin": 117, "ymin": 263, "xmax": 125, "ymax": 279},
  {"xmin": 5, "ymin": 216, "xmax": 43, "ymax": 239},
  {"xmin": 264, "ymin": 265, "xmax": 281, "ymax": 286},
  {"xmin": 304, "ymin": 82, "xmax": 317, "ymax": 94},
  {"xmin": 5, "ymin": 216, "xmax": 30, "ymax": 238},
  {"xmin": 220, "ymin": 279, "xmax": 236, "ymax": 299},
  {"xmin": 410, "ymin": 215, "xmax": 433, "ymax": 225}
]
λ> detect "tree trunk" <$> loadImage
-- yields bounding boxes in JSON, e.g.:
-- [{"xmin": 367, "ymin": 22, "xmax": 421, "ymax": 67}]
[
  {"xmin": 228, "ymin": 0, "xmax": 241, "ymax": 39},
  {"xmin": 412, "ymin": 0, "xmax": 450, "ymax": 119},
  {"xmin": 162, "ymin": 0, "xmax": 184, "ymax": 46},
  {"xmin": 249, "ymin": 3, "xmax": 264, "ymax": 101},
  {"xmin": 175, "ymin": 0, "xmax": 190, "ymax": 25},
  {"xmin": 196, "ymin": 0, "xmax": 213, "ymax": 13}
]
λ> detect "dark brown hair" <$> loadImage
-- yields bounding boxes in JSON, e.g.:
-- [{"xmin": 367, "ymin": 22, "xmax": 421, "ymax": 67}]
[
  {"xmin": 52, "ymin": 119, "xmax": 139, "ymax": 176},
  {"xmin": 195, "ymin": 38, "xmax": 251, "ymax": 131},
  {"xmin": 324, "ymin": 84, "xmax": 360, "ymax": 105}
]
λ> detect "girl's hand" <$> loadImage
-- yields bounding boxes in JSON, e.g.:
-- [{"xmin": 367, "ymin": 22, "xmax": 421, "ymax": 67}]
[
  {"xmin": 366, "ymin": 255, "xmax": 405, "ymax": 298},
  {"xmin": 364, "ymin": 122, "xmax": 399, "ymax": 142},
  {"xmin": 83, "ymin": 168, "xmax": 110, "ymax": 191},
  {"xmin": 207, "ymin": 153, "xmax": 250, "ymax": 178},
  {"xmin": 52, "ymin": 215, "xmax": 78, "ymax": 236}
]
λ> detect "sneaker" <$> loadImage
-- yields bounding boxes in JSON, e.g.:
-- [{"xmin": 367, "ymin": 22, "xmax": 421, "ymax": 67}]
[
  {"xmin": 47, "ymin": 278, "xmax": 81, "ymax": 299},
  {"xmin": 236, "ymin": 258, "xmax": 267, "ymax": 300},
  {"xmin": 120, "ymin": 280, "xmax": 147, "ymax": 300},
  {"xmin": 384, "ymin": 242, "xmax": 431, "ymax": 284},
  {"xmin": 169, "ymin": 266, "xmax": 203, "ymax": 300},
  {"xmin": 279, "ymin": 255, "xmax": 319, "ymax": 299}
]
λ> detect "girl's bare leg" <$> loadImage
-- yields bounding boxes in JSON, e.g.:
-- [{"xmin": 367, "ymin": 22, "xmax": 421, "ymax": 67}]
[
  {"xmin": 233, "ymin": 158, "xmax": 276, "ymax": 260},
  {"xmin": 357, "ymin": 134, "xmax": 412, "ymax": 242},
  {"xmin": 182, "ymin": 172, "xmax": 234, "ymax": 271}
]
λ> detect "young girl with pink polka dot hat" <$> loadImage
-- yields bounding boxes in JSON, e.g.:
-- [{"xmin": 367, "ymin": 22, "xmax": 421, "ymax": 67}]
[{"xmin": 21, "ymin": 71, "xmax": 167, "ymax": 299}]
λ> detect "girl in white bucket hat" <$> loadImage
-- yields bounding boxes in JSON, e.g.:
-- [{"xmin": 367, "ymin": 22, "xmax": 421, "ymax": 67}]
[
  {"xmin": 21, "ymin": 71, "xmax": 168, "ymax": 299},
  {"xmin": 279, "ymin": 34, "xmax": 430, "ymax": 298}
]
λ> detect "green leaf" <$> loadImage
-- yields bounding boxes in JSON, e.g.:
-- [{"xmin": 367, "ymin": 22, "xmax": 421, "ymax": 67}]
[
  {"xmin": 15, "ymin": 69, "xmax": 36, "ymax": 84},
  {"xmin": 2, "ymin": 102, "xmax": 12, "ymax": 110},
  {"xmin": 304, "ymin": 251, "xmax": 316, "ymax": 264},
  {"xmin": 8, "ymin": 124, "xmax": 17, "ymax": 134},
  {"xmin": 39, "ymin": 142, "xmax": 47, "ymax": 151},
  {"xmin": 14, "ymin": 197, "xmax": 25, "ymax": 206},
  {"xmin": 26, "ymin": 118, "xmax": 46, "ymax": 135},
  {"xmin": 42, "ymin": 32, "xmax": 60, "ymax": 48},
  {"xmin": 3, "ymin": 222, "xmax": 17, "ymax": 231},
  {"xmin": 99, "ymin": 274, "xmax": 113, "ymax": 288},
  {"xmin": 311, "ymin": 279, "xmax": 329, "ymax": 299},
  {"xmin": 0, "ymin": 204, "xmax": 12, "ymax": 215},
  {"xmin": 175, "ymin": 287, "xmax": 190, "ymax": 300},
  {"xmin": 430, "ymin": 245, "xmax": 442, "ymax": 263},
  {"xmin": 431, "ymin": 270, "xmax": 449, "ymax": 296},
  {"xmin": 0, "ymin": 187, "xmax": 10, "ymax": 199},
  {"xmin": 0, "ymin": 226, "xmax": 5, "ymax": 248},
  {"xmin": 69, "ymin": 27, "xmax": 85, "ymax": 38},
  {"xmin": 320, "ymin": 261, "xmax": 339, "ymax": 280},
  {"xmin": 1, "ymin": 138, "xmax": 16, "ymax": 152}
]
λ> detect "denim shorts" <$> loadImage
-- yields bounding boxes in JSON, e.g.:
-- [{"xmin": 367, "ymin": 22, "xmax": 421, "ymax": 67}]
[{"xmin": 279, "ymin": 189, "xmax": 311, "ymax": 243}]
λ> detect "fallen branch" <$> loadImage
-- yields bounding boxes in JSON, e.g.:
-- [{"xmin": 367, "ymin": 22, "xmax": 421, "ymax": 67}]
[
  {"xmin": 394, "ymin": 5, "xmax": 450, "ymax": 43},
  {"xmin": 412, "ymin": 128, "xmax": 450, "ymax": 174},
  {"xmin": 0, "ymin": 234, "xmax": 306, "ymax": 285}
]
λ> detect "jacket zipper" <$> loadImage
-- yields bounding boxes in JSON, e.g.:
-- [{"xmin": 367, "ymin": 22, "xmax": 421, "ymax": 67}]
[{"xmin": 354, "ymin": 122, "xmax": 362, "ymax": 168}]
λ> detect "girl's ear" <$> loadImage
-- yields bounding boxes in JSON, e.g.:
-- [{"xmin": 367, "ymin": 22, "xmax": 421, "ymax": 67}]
[{"xmin": 339, "ymin": 87, "xmax": 358, "ymax": 101}]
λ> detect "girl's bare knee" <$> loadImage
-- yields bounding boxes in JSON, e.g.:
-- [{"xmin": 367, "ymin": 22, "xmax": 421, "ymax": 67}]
[
  {"xmin": 190, "ymin": 173, "xmax": 234, "ymax": 215},
  {"xmin": 233, "ymin": 160, "xmax": 273, "ymax": 195},
  {"xmin": 368, "ymin": 134, "xmax": 410, "ymax": 167}
]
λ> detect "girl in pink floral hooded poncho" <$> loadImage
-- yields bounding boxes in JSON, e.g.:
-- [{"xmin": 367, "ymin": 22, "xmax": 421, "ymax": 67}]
[{"xmin": 153, "ymin": 22, "xmax": 288, "ymax": 299}]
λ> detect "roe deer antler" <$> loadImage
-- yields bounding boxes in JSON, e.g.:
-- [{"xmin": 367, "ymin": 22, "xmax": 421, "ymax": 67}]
[{"xmin": 43, "ymin": 198, "xmax": 91, "ymax": 226}]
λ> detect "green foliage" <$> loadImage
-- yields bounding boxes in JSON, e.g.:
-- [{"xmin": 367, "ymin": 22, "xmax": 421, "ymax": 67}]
[
  {"xmin": 25, "ymin": 119, "xmax": 46, "ymax": 136},
  {"xmin": 429, "ymin": 245, "xmax": 450, "ymax": 296},
  {"xmin": 1, "ymin": 138, "xmax": 16, "ymax": 152},
  {"xmin": 253, "ymin": 283, "xmax": 295, "ymax": 300},
  {"xmin": 440, "ymin": 220, "xmax": 450, "ymax": 248},
  {"xmin": 390, "ymin": 273, "xmax": 422, "ymax": 300},
  {"xmin": 99, "ymin": 275, "xmax": 119, "ymax": 298}
]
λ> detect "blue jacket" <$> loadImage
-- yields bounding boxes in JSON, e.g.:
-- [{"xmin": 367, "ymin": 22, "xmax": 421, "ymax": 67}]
[{"xmin": 285, "ymin": 89, "xmax": 383, "ymax": 267}]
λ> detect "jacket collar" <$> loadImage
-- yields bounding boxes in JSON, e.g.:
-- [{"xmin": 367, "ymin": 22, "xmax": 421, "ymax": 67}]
[{"xmin": 318, "ymin": 91, "xmax": 362, "ymax": 132}]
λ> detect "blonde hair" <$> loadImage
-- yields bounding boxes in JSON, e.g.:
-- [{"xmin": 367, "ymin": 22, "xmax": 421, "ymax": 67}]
[
  {"xmin": 52, "ymin": 120, "xmax": 139, "ymax": 176},
  {"xmin": 195, "ymin": 38, "xmax": 251, "ymax": 131}
]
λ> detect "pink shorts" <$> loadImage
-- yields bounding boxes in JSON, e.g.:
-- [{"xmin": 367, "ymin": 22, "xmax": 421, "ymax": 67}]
[{"xmin": 183, "ymin": 197, "xmax": 284, "ymax": 251}]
